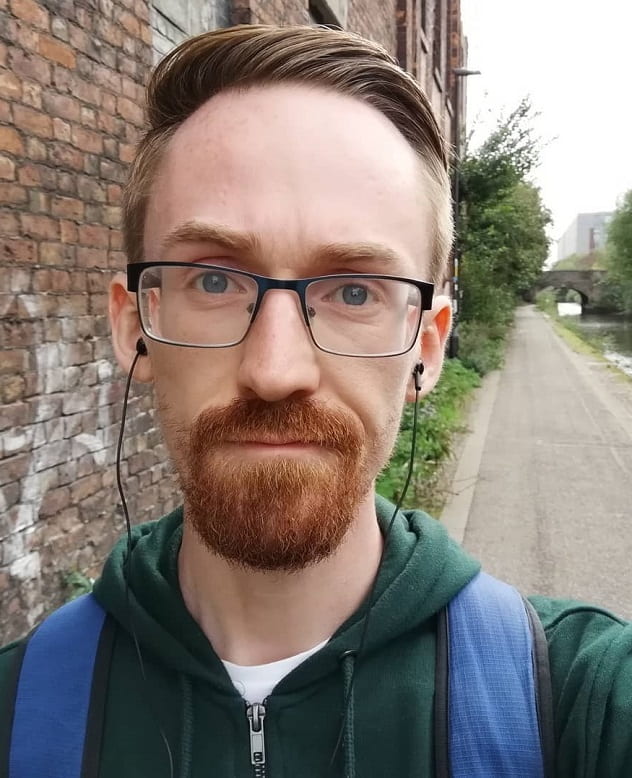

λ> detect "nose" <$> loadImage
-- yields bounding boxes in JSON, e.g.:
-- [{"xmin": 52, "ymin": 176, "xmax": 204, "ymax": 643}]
[{"xmin": 237, "ymin": 290, "xmax": 321, "ymax": 402}]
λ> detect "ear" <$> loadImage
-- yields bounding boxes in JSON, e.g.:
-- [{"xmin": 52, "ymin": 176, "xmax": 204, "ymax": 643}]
[
  {"xmin": 405, "ymin": 294, "xmax": 452, "ymax": 402},
  {"xmin": 109, "ymin": 272, "xmax": 154, "ymax": 383}
]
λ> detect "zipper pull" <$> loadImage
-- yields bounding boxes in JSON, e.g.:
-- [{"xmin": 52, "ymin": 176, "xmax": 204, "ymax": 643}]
[{"xmin": 246, "ymin": 703, "xmax": 266, "ymax": 777}]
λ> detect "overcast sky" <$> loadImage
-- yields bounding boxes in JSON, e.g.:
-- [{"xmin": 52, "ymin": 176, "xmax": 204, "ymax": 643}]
[{"xmin": 460, "ymin": 0, "xmax": 632, "ymax": 260}]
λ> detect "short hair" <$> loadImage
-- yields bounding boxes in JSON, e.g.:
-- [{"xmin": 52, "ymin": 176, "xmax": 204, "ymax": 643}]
[{"xmin": 123, "ymin": 25, "xmax": 453, "ymax": 285}]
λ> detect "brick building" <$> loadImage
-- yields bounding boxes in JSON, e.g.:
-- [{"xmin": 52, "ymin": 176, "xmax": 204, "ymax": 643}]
[{"xmin": 0, "ymin": 0, "xmax": 467, "ymax": 641}]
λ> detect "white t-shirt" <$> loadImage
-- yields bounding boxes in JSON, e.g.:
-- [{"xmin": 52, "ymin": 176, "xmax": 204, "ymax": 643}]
[{"xmin": 222, "ymin": 639, "xmax": 329, "ymax": 703}]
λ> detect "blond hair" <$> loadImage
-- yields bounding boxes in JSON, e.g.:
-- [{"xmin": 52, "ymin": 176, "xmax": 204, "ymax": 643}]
[{"xmin": 123, "ymin": 25, "xmax": 453, "ymax": 284}]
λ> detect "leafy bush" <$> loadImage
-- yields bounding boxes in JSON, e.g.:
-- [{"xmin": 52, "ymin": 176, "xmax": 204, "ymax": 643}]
[
  {"xmin": 457, "ymin": 321, "xmax": 506, "ymax": 375},
  {"xmin": 377, "ymin": 359, "xmax": 480, "ymax": 511}
]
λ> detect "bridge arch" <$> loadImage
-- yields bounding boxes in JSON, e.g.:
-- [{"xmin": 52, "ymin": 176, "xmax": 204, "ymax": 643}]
[{"xmin": 532, "ymin": 270, "xmax": 607, "ymax": 309}]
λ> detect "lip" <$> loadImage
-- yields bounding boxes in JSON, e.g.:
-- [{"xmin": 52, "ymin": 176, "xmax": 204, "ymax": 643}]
[{"xmin": 228, "ymin": 440, "xmax": 318, "ymax": 447}]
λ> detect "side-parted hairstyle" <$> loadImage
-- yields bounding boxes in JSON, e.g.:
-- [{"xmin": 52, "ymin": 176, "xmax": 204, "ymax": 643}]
[{"xmin": 123, "ymin": 25, "xmax": 453, "ymax": 285}]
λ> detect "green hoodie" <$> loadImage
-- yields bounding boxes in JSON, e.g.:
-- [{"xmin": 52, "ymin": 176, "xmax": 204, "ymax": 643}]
[{"xmin": 2, "ymin": 496, "xmax": 632, "ymax": 777}]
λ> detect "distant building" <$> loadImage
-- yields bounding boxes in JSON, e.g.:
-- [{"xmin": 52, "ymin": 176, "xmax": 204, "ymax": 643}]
[{"xmin": 557, "ymin": 212, "xmax": 613, "ymax": 261}]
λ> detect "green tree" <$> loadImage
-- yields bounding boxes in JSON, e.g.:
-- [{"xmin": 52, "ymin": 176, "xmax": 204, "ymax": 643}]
[
  {"xmin": 605, "ymin": 189, "xmax": 632, "ymax": 312},
  {"xmin": 458, "ymin": 99, "xmax": 551, "ymax": 342}
]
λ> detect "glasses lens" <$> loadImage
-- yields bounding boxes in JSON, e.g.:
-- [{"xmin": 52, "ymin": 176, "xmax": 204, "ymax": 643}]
[
  {"xmin": 306, "ymin": 277, "xmax": 423, "ymax": 356},
  {"xmin": 137, "ymin": 265, "xmax": 258, "ymax": 347}
]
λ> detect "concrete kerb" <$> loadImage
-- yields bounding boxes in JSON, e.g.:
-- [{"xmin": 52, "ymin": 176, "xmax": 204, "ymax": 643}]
[{"xmin": 440, "ymin": 370, "xmax": 501, "ymax": 544}]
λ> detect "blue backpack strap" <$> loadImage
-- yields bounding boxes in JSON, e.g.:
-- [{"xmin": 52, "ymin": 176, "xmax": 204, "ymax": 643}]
[
  {"xmin": 9, "ymin": 594, "xmax": 108, "ymax": 778},
  {"xmin": 439, "ymin": 572, "xmax": 549, "ymax": 778}
]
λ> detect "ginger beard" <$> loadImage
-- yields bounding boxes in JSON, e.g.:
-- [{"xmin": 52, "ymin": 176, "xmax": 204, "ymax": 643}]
[{"xmin": 170, "ymin": 398, "xmax": 380, "ymax": 571}]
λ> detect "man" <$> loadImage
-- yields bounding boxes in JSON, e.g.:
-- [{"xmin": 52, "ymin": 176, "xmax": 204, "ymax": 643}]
[{"xmin": 2, "ymin": 24, "xmax": 632, "ymax": 778}]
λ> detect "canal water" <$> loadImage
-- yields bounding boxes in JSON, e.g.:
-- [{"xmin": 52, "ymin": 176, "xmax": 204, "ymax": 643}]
[{"xmin": 557, "ymin": 303, "xmax": 632, "ymax": 376}]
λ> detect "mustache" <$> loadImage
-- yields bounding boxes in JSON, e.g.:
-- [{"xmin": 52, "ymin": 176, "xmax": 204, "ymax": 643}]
[{"xmin": 188, "ymin": 397, "xmax": 362, "ymax": 449}]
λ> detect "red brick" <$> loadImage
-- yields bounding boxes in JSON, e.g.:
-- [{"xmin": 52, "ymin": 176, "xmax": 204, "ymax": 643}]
[
  {"xmin": 9, "ymin": 0, "xmax": 49, "ymax": 30},
  {"xmin": 0, "ymin": 99, "xmax": 10, "ymax": 122},
  {"xmin": 0, "ymin": 127, "xmax": 24, "ymax": 155},
  {"xmin": 0, "ymin": 155, "xmax": 15, "ymax": 180},
  {"xmin": 0, "ymin": 42, "xmax": 6, "ymax": 66},
  {"xmin": 39, "ymin": 34, "xmax": 76, "ymax": 68},
  {"xmin": 71, "ymin": 126, "xmax": 103, "ymax": 154},
  {"xmin": 14, "ymin": 19, "xmax": 39, "ymax": 50},
  {"xmin": 99, "ymin": 0, "xmax": 114, "ymax": 17},
  {"xmin": 52, "ymin": 117, "xmax": 71, "ymax": 142},
  {"xmin": 101, "ymin": 205, "xmax": 121, "ymax": 228},
  {"xmin": 77, "ymin": 246, "xmax": 108, "ymax": 267},
  {"xmin": 39, "ymin": 241, "xmax": 75, "ymax": 264},
  {"xmin": 0, "ymin": 211, "xmax": 19, "ymax": 233},
  {"xmin": 134, "ymin": 0, "xmax": 149, "ymax": 22},
  {"xmin": 18, "ymin": 162, "xmax": 56, "ymax": 189},
  {"xmin": 74, "ymin": 6, "xmax": 94, "ymax": 32},
  {"xmin": 42, "ymin": 92, "xmax": 80, "ymax": 121},
  {"xmin": 117, "ymin": 9, "xmax": 140, "ymax": 36},
  {"xmin": 0, "ymin": 70, "xmax": 21, "ymax": 99},
  {"xmin": 95, "ymin": 17, "xmax": 123, "ymax": 47},
  {"xmin": 74, "ymin": 80, "xmax": 102, "ymax": 111},
  {"xmin": 101, "ymin": 92, "xmax": 116, "ymax": 114},
  {"xmin": 77, "ymin": 176, "xmax": 106, "ymax": 203},
  {"xmin": 0, "ymin": 237, "xmax": 36, "ymax": 263},
  {"xmin": 33, "ymin": 268, "xmax": 71, "ymax": 292},
  {"xmin": 20, "ymin": 213, "xmax": 59, "ymax": 240},
  {"xmin": 107, "ymin": 184, "xmax": 121, "ymax": 204},
  {"xmin": 109, "ymin": 231, "xmax": 123, "ymax": 250},
  {"xmin": 22, "ymin": 82, "xmax": 42, "ymax": 109},
  {"xmin": 51, "ymin": 195, "xmax": 84, "ymax": 220},
  {"xmin": 140, "ymin": 24, "xmax": 151, "ymax": 45},
  {"xmin": 26, "ymin": 136, "xmax": 47, "ymax": 162},
  {"xmin": 9, "ymin": 50, "xmax": 51, "ymax": 84},
  {"xmin": 0, "ymin": 183, "xmax": 27, "ymax": 204},
  {"xmin": 116, "ymin": 95, "xmax": 143, "ymax": 126},
  {"xmin": 27, "ymin": 189, "xmax": 48, "ymax": 211},
  {"xmin": 13, "ymin": 105, "xmax": 53, "ymax": 139},
  {"xmin": 78, "ymin": 224, "xmax": 109, "ymax": 247},
  {"xmin": 119, "ymin": 142, "xmax": 135, "ymax": 163},
  {"xmin": 0, "ymin": 453, "xmax": 30, "ymax": 486},
  {"xmin": 80, "ymin": 105, "xmax": 96, "ymax": 125},
  {"xmin": 60, "ymin": 219, "xmax": 78, "ymax": 243},
  {"xmin": 48, "ymin": 142, "xmax": 83, "ymax": 171},
  {"xmin": 68, "ymin": 23, "xmax": 91, "ymax": 55},
  {"xmin": 93, "ymin": 63, "xmax": 121, "ymax": 93}
]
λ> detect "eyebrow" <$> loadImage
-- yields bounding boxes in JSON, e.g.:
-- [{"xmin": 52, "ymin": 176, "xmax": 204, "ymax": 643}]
[
  {"xmin": 159, "ymin": 220, "xmax": 402, "ymax": 272},
  {"xmin": 159, "ymin": 221, "xmax": 262, "ymax": 257}
]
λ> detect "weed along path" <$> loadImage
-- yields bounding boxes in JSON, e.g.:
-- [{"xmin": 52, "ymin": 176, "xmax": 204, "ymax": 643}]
[{"xmin": 444, "ymin": 306, "xmax": 632, "ymax": 619}]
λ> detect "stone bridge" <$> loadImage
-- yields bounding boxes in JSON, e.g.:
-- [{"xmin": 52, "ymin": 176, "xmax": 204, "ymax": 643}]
[{"xmin": 532, "ymin": 270, "xmax": 608, "ymax": 308}]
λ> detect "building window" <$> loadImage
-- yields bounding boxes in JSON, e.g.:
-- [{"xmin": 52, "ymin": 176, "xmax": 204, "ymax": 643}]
[{"xmin": 433, "ymin": 0, "xmax": 444, "ymax": 80}]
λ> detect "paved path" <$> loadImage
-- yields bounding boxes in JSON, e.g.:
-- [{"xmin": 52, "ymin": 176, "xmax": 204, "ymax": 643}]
[{"xmin": 445, "ymin": 306, "xmax": 632, "ymax": 619}]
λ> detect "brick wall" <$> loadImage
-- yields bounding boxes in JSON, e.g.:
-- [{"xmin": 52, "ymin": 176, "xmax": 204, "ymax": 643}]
[
  {"xmin": 0, "ymin": 0, "xmax": 179, "ymax": 643},
  {"xmin": 1, "ymin": 0, "xmax": 462, "ymax": 643}
]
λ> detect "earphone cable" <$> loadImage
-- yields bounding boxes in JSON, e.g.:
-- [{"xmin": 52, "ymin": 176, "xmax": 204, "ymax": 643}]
[
  {"xmin": 329, "ymin": 374, "xmax": 422, "ymax": 769},
  {"xmin": 116, "ymin": 349, "xmax": 175, "ymax": 778}
]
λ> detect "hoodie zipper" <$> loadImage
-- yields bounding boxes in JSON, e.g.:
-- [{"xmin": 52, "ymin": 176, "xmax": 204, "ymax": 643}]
[{"xmin": 246, "ymin": 702, "xmax": 267, "ymax": 777}]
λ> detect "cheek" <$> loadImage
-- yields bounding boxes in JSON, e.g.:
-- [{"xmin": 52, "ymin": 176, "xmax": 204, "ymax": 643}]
[
  {"xmin": 348, "ymin": 365, "xmax": 409, "ymax": 460},
  {"xmin": 150, "ymin": 345, "xmax": 240, "ymax": 428}
]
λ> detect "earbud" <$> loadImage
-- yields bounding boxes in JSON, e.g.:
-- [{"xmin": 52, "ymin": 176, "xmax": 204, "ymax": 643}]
[
  {"xmin": 135, "ymin": 338, "xmax": 148, "ymax": 356},
  {"xmin": 412, "ymin": 362, "xmax": 424, "ymax": 392}
]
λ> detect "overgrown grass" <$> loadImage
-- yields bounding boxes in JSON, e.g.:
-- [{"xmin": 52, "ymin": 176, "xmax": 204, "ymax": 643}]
[
  {"xmin": 377, "ymin": 359, "xmax": 480, "ymax": 514},
  {"xmin": 457, "ymin": 320, "xmax": 509, "ymax": 376}
]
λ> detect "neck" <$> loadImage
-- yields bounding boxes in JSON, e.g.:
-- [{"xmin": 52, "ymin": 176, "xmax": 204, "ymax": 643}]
[{"xmin": 178, "ymin": 492, "xmax": 383, "ymax": 665}]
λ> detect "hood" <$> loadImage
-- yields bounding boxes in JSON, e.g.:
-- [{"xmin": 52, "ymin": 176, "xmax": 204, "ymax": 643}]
[{"xmin": 93, "ymin": 494, "xmax": 480, "ymax": 693}]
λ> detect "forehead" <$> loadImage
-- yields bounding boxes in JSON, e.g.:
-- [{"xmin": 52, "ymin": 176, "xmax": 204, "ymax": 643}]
[{"xmin": 144, "ymin": 84, "xmax": 434, "ymax": 275}]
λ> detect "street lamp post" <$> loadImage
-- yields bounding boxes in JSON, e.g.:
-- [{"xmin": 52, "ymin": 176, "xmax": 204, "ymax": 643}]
[{"xmin": 448, "ymin": 67, "xmax": 480, "ymax": 359}]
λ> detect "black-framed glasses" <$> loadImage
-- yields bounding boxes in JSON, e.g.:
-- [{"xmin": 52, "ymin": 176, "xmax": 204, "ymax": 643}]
[{"xmin": 127, "ymin": 262, "xmax": 434, "ymax": 358}]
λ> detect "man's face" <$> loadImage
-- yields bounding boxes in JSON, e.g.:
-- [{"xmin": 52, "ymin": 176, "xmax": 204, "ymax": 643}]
[{"xmin": 113, "ymin": 84, "xmax": 449, "ymax": 570}]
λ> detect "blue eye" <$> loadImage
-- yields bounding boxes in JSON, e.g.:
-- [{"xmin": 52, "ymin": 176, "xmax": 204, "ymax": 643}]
[
  {"xmin": 340, "ymin": 284, "xmax": 369, "ymax": 305},
  {"xmin": 198, "ymin": 271, "xmax": 229, "ymax": 293}
]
